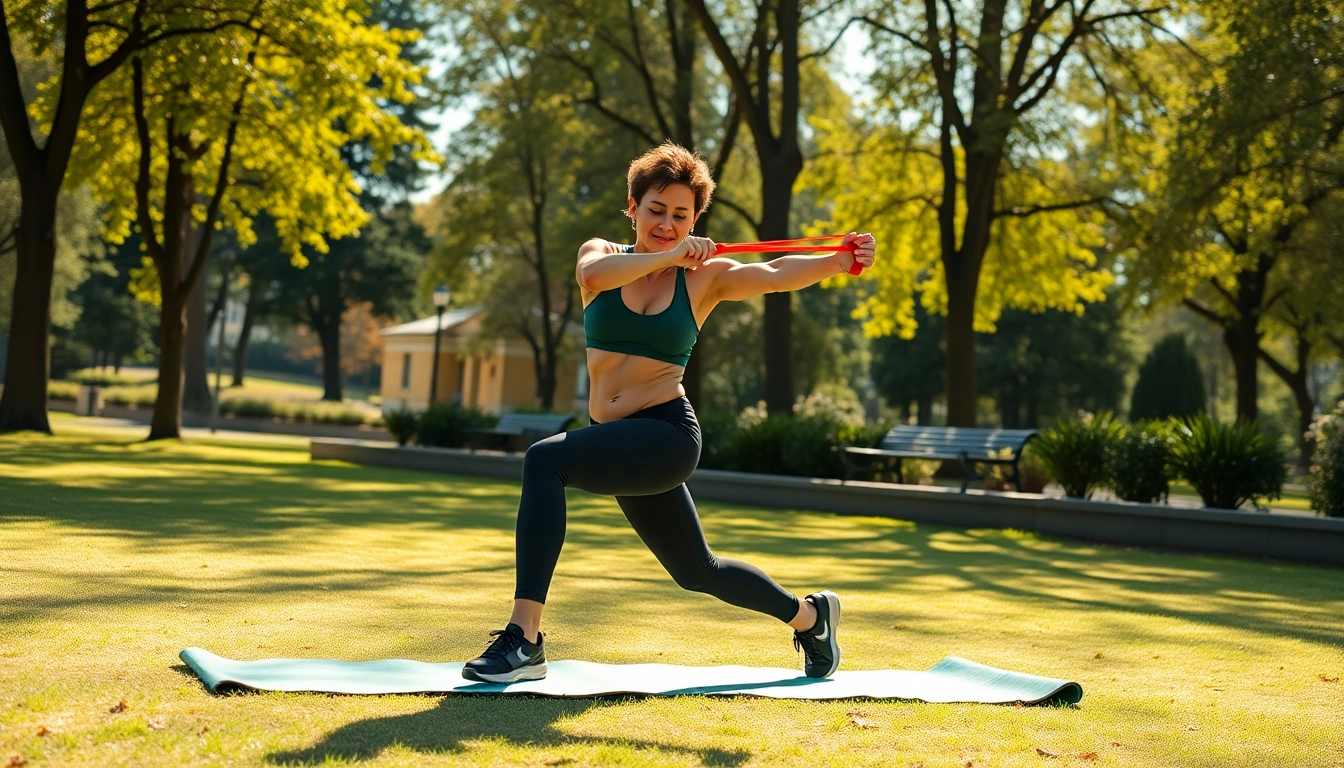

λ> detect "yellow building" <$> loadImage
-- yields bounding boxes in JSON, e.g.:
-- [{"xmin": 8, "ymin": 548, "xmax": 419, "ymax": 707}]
[{"xmin": 379, "ymin": 307, "xmax": 588, "ymax": 415}]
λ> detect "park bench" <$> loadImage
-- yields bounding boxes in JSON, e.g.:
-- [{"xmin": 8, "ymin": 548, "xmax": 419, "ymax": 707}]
[
  {"xmin": 839, "ymin": 426, "xmax": 1038, "ymax": 493},
  {"xmin": 466, "ymin": 412, "xmax": 575, "ymax": 453}
]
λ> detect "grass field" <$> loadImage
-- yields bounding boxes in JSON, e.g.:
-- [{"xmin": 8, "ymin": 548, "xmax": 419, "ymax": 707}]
[{"xmin": 2, "ymin": 419, "xmax": 1341, "ymax": 767}]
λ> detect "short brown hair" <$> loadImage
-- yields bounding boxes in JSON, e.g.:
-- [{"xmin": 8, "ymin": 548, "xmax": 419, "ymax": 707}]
[{"xmin": 626, "ymin": 142, "xmax": 715, "ymax": 218}]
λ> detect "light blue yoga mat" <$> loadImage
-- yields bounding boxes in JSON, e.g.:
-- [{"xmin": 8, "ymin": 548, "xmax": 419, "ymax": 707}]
[{"xmin": 180, "ymin": 647, "xmax": 1082, "ymax": 705}]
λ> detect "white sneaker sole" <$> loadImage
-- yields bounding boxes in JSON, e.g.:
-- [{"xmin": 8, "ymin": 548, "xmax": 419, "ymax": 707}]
[{"xmin": 462, "ymin": 661, "xmax": 549, "ymax": 684}]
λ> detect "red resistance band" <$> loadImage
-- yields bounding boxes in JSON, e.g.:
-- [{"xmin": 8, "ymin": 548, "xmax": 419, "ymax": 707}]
[{"xmin": 713, "ymin": 235, "xmax": 867, "ymax": 275}]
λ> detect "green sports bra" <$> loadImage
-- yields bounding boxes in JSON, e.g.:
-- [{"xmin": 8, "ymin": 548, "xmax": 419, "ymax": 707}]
[{"xmin": 583, "ymin": 244, "xmax": 699, "ymax": 367}]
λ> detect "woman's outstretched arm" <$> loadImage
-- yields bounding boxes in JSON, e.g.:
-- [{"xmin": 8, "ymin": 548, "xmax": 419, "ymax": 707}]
[{"xmin": 707, "ymin": 233, "xmax": 876, "ymax": 303}]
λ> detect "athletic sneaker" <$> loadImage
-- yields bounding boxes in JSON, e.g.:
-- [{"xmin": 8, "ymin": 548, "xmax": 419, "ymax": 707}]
[
  {"xmin": 462, "ymin": 623, "xmax": 548, "ymax": 683},
  {"xmin": 793, "ymin": 590, "xmax": 841, "ymax": 678}
]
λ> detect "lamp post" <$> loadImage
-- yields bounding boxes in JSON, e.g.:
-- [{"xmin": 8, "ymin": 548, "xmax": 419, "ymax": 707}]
[
  {"xmin": 209, "ymin": 249, "xmax": 235, "ymax": 433},
  {"xmin": 429, "ymin": 282, "xmax": 450, "ymax": 407}
]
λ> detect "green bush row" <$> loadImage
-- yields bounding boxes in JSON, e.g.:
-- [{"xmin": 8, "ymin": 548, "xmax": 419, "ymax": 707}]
[
  {"xmin": 1306, "ymin": 401, "xmax": 1344, "ymax": 518},
  {"xmin": 383, "ymin": 403, "xmax": 500, "ymax": 447},
  {"xmin": 48, "ymin": 381, "xmax": 80, "ymax": 401},
  {"xmin": 217, "ymin": 398, "xmax": 380, "ymax": 426},
  {"xmin": 1034, "ymin": 412, "xmax": 1290, "ymax": 511}
]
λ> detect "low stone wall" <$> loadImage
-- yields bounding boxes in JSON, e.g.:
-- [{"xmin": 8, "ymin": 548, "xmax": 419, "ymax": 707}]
[{"xmin": 309, "ymin": 438, "xmax": 1344, "ymax": 567}]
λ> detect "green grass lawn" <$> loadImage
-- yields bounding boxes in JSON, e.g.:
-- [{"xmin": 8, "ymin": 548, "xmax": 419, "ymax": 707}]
[{"xmin": 2, "ymin": 419, "xmax": 1341, "ymax": 767}]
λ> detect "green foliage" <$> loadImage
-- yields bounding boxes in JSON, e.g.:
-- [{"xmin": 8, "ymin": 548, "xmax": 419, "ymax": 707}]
[
  {"xmin": 1169, "ymin": 415, "xmax": 1288, "ymax": 511},
  {"xmin": 1306, "ymin": 401, "xmax": 1344, "ymax": 517},
  {"xmin": 1034, "ymin": 412, "xmax": 1124, "ymax": 498},
  {"xmin": 383, "ymin": 408, "xmax": 419, "ymax": 446},
  {"xmin": 983, "ymin": 444, "xmax": 1050, "ymax": 494},
  {"xmin": 217, "ymin": 399, "xmax": 377, "ymax": 426},
  {"xmin": 1106, "ymin": 421, "xmax": 1176, "ymax": 504},
  {"xmin": 1130, "ymin": 335, "xmax": 1206, "ymax": 422},
  {"xmin": 415, "ymin": 403, "xmax": 497, "ymax": 449},
  {"xmin": 64, "ymin": 370, "xmax": 143, "ymax": 387},
  {"xmin": 47, "ymin": 381, "xmax": 80, "ymax": 402},
  {"xmin": 728, "ymin": 414, "xmax": 794, "ymax": 476},
  {"xmin": 696, "ymin": 411, "xmax": 740, "ymax": 471}
]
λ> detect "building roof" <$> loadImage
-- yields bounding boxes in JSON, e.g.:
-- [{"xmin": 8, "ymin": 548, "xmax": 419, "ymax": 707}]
[
  {"xmin": 380, "ymin": 307, "xmax": 484, "ymax": 337},
  {"xmin": 380, "ymin": 306, "xmax": 585, "ymax": 339}
]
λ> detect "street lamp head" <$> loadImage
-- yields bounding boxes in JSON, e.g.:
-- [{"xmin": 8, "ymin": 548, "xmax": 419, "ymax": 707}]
[{"xmin": 433, "ymin": 282, "xmax": 451, "ymax": 311}]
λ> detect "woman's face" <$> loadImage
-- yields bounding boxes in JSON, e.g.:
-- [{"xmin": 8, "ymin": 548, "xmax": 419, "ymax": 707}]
[{"xmin": 629, "ymin": 183, "xmax": 697, "ymax": 251}]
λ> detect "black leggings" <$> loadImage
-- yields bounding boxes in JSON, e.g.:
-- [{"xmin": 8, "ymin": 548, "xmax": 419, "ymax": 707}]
[{"xmin": 513, "ymin": 396, "xmax": 800, "ymax": 623}]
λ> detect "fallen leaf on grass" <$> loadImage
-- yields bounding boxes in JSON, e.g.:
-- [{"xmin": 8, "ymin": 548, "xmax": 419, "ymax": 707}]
[
  {"xmin": 7, "ymin": 755, "xmax": 28, "ymax": 767},
  {"xmin": 1186, "ymin": 724, "xmax": 1199, "ymax": 731},
  {"xmin": 199, "ymin": 726, "xmax": 210, "ymax": 736},
  {"xmin": 892, "ymin": 624, "xmax": 909, "ymax": 630},
  {"xmin": 109, "ymin": 700, "xmax": 129, "ymax": 714},
  {"xmin": 1035, "ymin": 747, "xmax": 1060, "ymax": 758},
  {"xmin": 846, "ymin": 710, "xmax": 878, "ymax": 729},
  {"xmin": 542, "ymin": 759, "xmax": 574, "ymax": 766},
  {"xmin": 1319, "ymin": 674, "xmax": 1339, "ymax": 683},
  {"xmin": 1094, "ymin": 652, "xmax": 1103, "ymax": 659},
  {"xmin": 147, "ymin": 717, "xmax": 166, "ymax": 730},
  {"xmin": 1079, "ymin": 752, "xmax": 1099, "ymax": 760},
  {"xmin": 35, "ymin": 726, "xmax": 51, "ymax": 737},
  {"xmin": 1111, "ymin": 742, "xmax": 1122, "ymax": 747}
]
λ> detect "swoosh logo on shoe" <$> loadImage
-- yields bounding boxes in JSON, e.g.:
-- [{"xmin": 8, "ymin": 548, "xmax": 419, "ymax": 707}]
[
  {"xmin": 815, "ymin": 623, "xmax": 829, "ymax": 641},
  {"xmin": 513, "ymin": 646, "xmax": 533, "ymax": 665}
]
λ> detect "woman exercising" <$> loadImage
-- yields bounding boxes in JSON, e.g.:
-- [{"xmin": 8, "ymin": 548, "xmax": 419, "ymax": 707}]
[{"xmin": 463, "ymin": 143, "xmax": 877, "ymax": 683}]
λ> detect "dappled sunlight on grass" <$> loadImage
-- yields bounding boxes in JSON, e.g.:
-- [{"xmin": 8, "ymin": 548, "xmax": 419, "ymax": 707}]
[{"xmin": 2, "ymin": 423, "xmax": 1341, "ymax": 767}]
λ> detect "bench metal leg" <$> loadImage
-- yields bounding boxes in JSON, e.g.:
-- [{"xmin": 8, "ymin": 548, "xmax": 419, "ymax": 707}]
[{"xmin": 957, "ymin": 452, "xmax": 980, "ymax": 493}]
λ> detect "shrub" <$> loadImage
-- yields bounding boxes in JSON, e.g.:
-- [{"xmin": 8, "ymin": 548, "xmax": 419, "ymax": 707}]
[
  {"xmin": 416, "ymin": 403, "xmax": 497, "ymax": 448},
  {"xmin": 100, "ymin": 386, "xmax": 157, "ymax": 408},
  {"xmin": 780, "ymin": 414, "xmax": 846, "ymax": 479},
  {"xmin": 384, "ymin": 407, "xmax": 419, "ymax": 446},
  {"xmin": 1306, "ymin": 401, "xmax": 1344, "ymax": 517},
  {"xmin": 983, "ymin": 443, "xmax": 1050, "ymax": 493},
  {"xmin": 1129, "ymin": 334, "xmax": 1206, "ymax": 421},
  {"xmin": 48, "ymin": 381, "xmax": 80, "ymax": 402},
  {"xmin": 217, "ymin": 398, "xmax": 377, "ymax": 426},
  {"xmin": 1169, "ymin": 415, "xmax": 1288, "ymax": 510},
  {"xmin": 794, "ymin": 384, "xmax": 865, "ymax": 428},
  {"xmin": 1106, "ymin": 420, "xmax": 1175, "ymax": 503},
  {"xmin": 696, "ymin": 411, "xmax": 739, "ymax": 470},
  {"xmin": 1034, "ymin": 411, "xmax": 1123, "ymax": 498},
  {"xmin": 728, "ymin": 414, "xmax": 793, "ymax": 475},
  {"xmin": 65, "ymin": 369, "xmax": 144, "ymax": 387}
]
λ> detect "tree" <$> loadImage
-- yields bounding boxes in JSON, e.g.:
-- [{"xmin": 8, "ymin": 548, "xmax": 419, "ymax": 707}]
[
  {"xmin": 870, "ymin": 303, "xmax": 943, "ymax": 425},
  {"xmin": 69, "ymin": 1, "xmax": 431, "ymax": 438},
  {"xmin": 278, "ymin": 203, "xmax": 426, "ymax": 401},
  {"xmin": 812, "ymin": 0, "xmax": 1171, "ymax": 426},
  {"xmin": 433, "ymin": 0, "xmax": 634, "ymax": 410},
  {"xmin": 1124, "ymin": 0, "xmax": 1343, "ymax": 430},
  {"xmin": 685, "ymin": 0, "xmax": 846, "ymax": 415},
  {"xmin": 1129, "ymin": 333, "xmax": 1206, "ymax": 422},
  {"xmin": 67, "ymin": 236, "xmax": 159, "ymax": 372},
  {"xmin": 541, "ymin": 0, "xmax": 748, "ymax": 409},
  {"xmin": 0, "ymin": 0, "xmax": 275, "ymax": 432}
]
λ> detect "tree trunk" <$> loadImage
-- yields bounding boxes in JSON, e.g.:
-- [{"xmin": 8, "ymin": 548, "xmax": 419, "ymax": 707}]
[
  {"xmin": 318, "ymin": 316, "xmax": 343, "ymax": 402},
  {"xmin": 182, "ymin": 244, "xmax": 212, "ymax": 411},
  {"xmin": 759, "ymin": 160, "xmax": 797, "ymax": 415},
  {"xmin": 148, "ymin": 268, "xmax": 187, "ymax": 441},
  {"xmin": 917, "ymin": 394, "xmax": 933, "ymax": 426},
  {"xmin": 1260, "ymin": 333, "xmax": 1317, "ymax": 470},
  {"xmin": 0, "ymin": 191, "xmax": 59, "ymax": 433},
  {"xmin": 944, "ymin": 269, "xmax": 979, "ymax": 427},
  {"xmin": 230, "ymin": 281, "xmax": 258, "ymax": 387}
]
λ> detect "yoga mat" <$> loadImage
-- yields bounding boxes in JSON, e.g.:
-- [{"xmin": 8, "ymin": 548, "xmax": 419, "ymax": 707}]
[{"xmin": 179, "ymin": 648, "xmax": 1082, "ymax": 705}]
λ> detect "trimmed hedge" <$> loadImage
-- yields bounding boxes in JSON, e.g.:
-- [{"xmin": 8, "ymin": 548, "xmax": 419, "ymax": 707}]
[{"xmin": 1307, "ymin": 401, "xmax": 1344, "ymax": 517}]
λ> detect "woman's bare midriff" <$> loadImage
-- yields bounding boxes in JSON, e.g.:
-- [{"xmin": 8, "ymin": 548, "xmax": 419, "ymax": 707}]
[{"xmin": 585, "ymin": 349, "xmax": 686, "ymax": 423}]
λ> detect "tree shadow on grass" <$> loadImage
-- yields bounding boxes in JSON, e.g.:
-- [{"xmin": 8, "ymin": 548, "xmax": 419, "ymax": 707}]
[{"xmin": 263, "ymin": 695, "xmax": 750, "ymax": 767}]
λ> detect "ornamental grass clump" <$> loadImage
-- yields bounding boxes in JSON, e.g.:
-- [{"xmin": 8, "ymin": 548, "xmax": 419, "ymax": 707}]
[
  {"xmin": 383, "ymin": 407, "xmax": 419, "ymax": 446},
  {"xmin": 1106, "ymin": 420, "xmax": 1175, "ymax": 504},
  {"xmin": 1306, "ymin": 401, "xmax": 1344, "ymax": 517},
  {"xmin": 1033, "ymin": 411, "xmax": 1123, "ymax": 498},
  {"xmin": 1168, "ymin": 415, "xmax": 1287, "ymax": 511}
]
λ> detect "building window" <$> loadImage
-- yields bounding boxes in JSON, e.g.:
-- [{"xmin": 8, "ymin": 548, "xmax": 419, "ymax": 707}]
[{"xmin": 400, "ymin": 353, "xmax": 412, "ymax": 390}]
